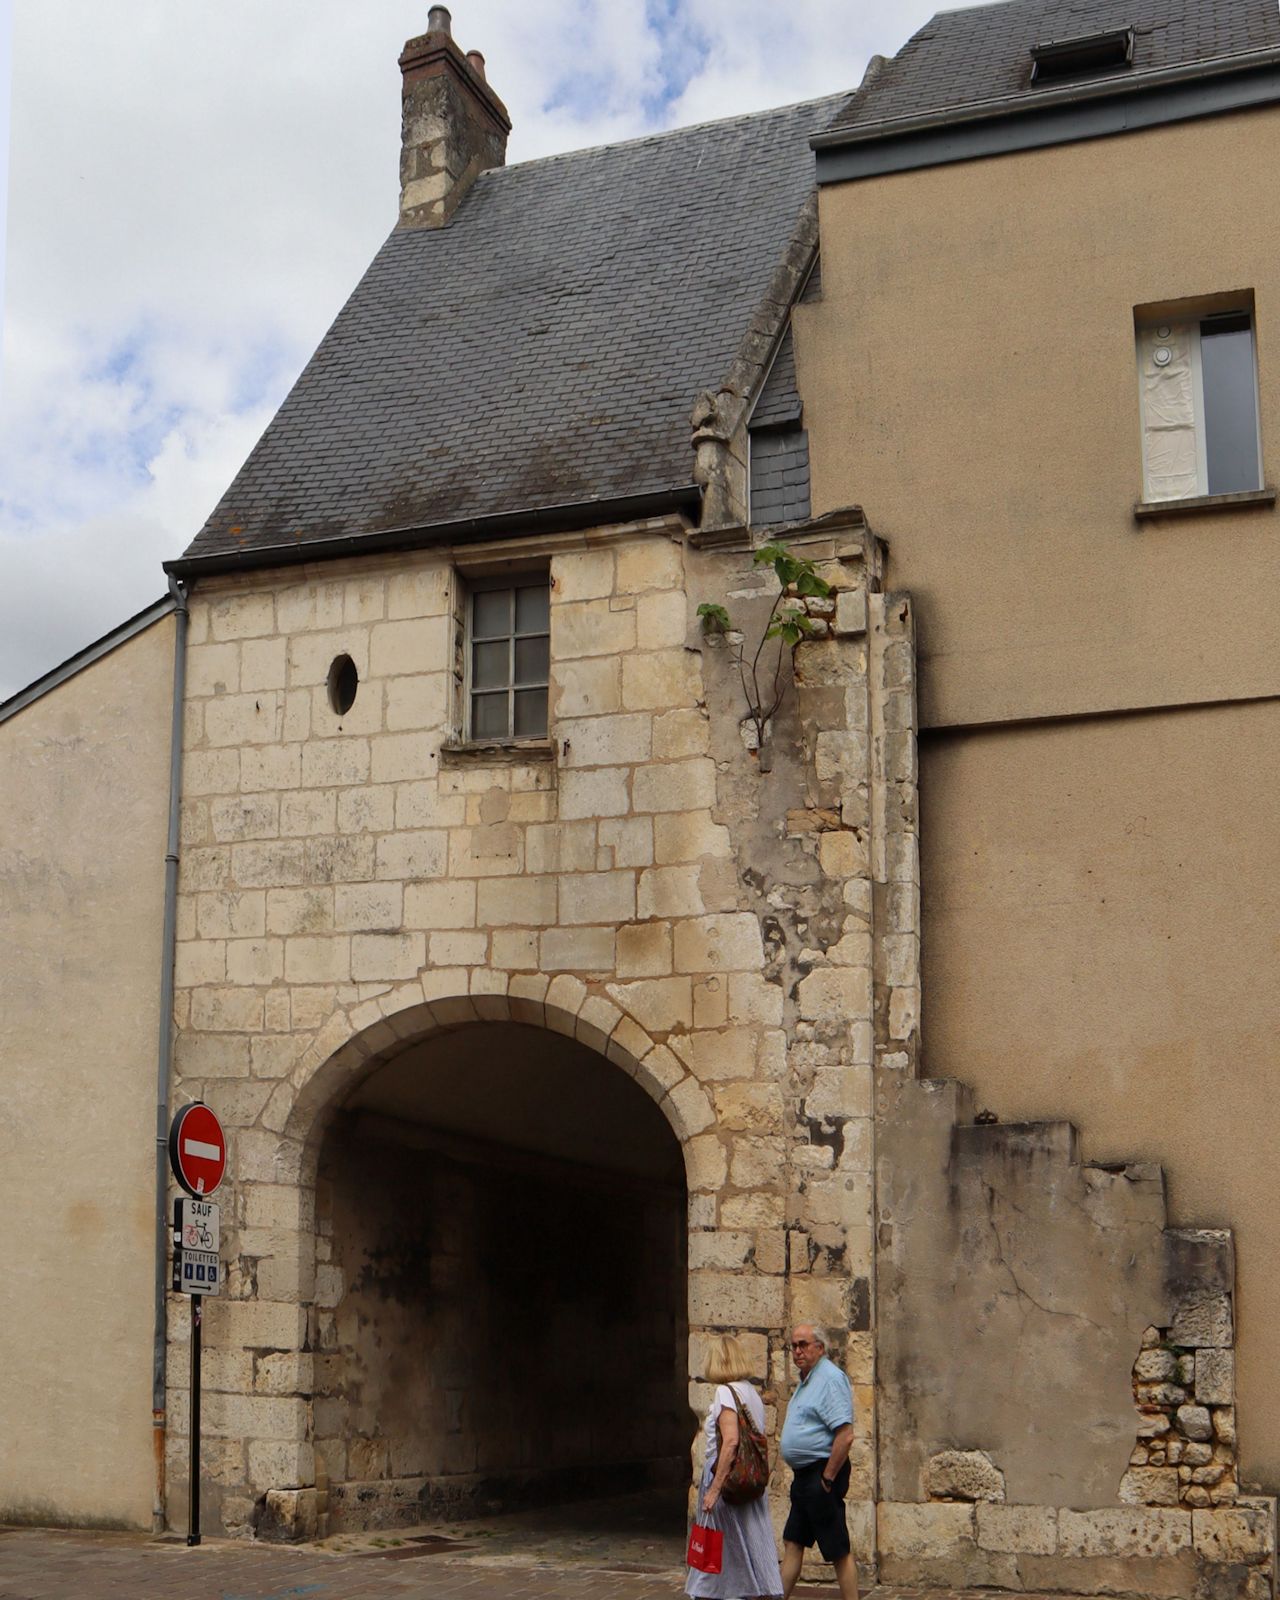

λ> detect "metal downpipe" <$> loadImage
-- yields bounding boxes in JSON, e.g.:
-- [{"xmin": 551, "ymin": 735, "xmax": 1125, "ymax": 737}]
[{"xmin": 152, "ymin": 574, "xmax": 189, "ymax": 1532}]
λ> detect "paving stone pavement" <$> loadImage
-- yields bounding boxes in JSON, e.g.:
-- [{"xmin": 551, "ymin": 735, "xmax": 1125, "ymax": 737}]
[{"xmin": 0, "ymin": 1527, "xmax": 1077, "ymax": 1600}]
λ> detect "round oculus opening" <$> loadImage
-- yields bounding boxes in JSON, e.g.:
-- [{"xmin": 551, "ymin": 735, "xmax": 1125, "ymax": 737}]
[{"xmin": 327, "ymin": 654, "xmax": 359, "ymax": 716}]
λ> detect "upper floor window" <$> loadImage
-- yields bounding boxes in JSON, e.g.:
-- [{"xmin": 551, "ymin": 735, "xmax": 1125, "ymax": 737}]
[
  {"xmin": 1136, "ymin": 302, "xmax": 1262, "ymax": 503},
  {"xmin": 467, "ymin": 575, "xmax": 549, "ymax": 741}
]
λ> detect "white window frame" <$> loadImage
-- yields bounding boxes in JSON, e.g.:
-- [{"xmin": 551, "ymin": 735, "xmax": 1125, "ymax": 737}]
[
  {"xmin": 1136, "ymin": 301, "xmax": 1263, "ymax": 503},
  {"xmin": 462, "ymin": 571, "xmax": 550, "ymax": 744}
]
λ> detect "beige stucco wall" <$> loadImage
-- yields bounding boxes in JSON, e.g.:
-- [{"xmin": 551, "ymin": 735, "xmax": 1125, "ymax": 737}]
[
  {"xmin": 920, "ymin": 700, "xmax": 1280, "ymax": 1490},
  {"xmin": 0, "ymin": 616, "xmax": 174, "ymax": 1527},
  {"xmin": 797, "ymin": 106, "xmax": 1280, "ymax": 730}
]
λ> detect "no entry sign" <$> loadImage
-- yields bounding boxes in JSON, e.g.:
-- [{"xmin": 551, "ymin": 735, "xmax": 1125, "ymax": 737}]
[{"xmin": 168, "ymin": 1102, "xmax": 227, "ymax": 1197}]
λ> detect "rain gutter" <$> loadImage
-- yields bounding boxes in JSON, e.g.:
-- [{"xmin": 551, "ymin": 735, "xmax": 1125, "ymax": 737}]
[
  {"xmin": 152, "ymin": 573, "xmax": 189, "ymax": 1531},
  {"xmin": 163, "ymin": 486, "xmax": 703, "ymax": 580},
  {"xmin": 812, "ymin": 45, "xmax": 1280, "ymax": 182}
]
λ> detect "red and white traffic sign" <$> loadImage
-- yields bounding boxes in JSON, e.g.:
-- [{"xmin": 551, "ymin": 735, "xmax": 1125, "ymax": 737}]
[{"xmin": 168, "ymin": 1102, "xmax": 227, "ymax": 1197}]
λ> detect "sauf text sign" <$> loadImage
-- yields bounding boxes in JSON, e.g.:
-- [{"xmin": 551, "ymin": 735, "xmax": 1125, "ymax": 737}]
[{"xmin": 172, "ymin": 1197, "xmax": 221, "ymax": 1296}]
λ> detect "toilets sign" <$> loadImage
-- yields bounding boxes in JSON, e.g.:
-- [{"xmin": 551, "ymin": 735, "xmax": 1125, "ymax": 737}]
[{"xmin": 168, "ymin": 1101, "xmax": 226, "ymax": 1197}]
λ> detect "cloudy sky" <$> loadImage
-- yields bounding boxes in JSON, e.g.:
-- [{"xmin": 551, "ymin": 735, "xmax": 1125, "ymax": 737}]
[{"xmin": 0, "ymin": 1, "xmax": 953, "ymax": 701}]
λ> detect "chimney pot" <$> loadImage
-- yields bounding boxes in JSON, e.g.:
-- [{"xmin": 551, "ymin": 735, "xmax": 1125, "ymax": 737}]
[
  {"xmin": 466, "ymin": 50, "xmax": 487, "ymax": 80},
  {"xmin": 427, "ymin": 6, "xmax": 452, "ymax": 34}
]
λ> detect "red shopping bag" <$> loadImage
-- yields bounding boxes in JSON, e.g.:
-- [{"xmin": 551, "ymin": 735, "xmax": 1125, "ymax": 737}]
[{"xmin": 687, "ymin": 1520, "xmax": 723, "ymax": 1573}]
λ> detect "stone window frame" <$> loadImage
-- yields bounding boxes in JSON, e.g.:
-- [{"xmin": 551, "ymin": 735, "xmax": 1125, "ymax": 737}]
[
  {"xmin": 445, "ymin": 559, "xmax": 554, "ymax": 757},
  {"xmin": 1134, "ymin": 292, "xmax": 1265, "ymax": 510}
]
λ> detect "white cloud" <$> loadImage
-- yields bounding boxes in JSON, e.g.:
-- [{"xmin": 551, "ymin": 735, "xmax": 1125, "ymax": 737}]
[{"xmin": 0, "ymin": 0, "xmax": 943, "ymax": 700}]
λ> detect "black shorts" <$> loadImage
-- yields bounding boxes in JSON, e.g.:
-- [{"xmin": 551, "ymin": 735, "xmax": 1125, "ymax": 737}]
[{"xmin": 782, "ymin": 1460, "xmax": 851, "ymax": 1561}]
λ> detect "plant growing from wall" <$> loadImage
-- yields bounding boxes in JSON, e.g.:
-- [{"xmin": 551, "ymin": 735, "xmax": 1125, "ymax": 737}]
[{"xmin": 698, "ymin": 541, "xmax": 831, "ymax": 770}]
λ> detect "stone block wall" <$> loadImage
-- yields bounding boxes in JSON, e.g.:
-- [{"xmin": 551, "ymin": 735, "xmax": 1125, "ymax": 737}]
[{"xmin": 165, "ymin": 510, "xmax": 890, "ymax": 1546}]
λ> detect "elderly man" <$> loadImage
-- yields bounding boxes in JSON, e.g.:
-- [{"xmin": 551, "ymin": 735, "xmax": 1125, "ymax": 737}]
[{"xmin": 779, "ymin": 1323, "xmax": 858, "ymax": 1600}]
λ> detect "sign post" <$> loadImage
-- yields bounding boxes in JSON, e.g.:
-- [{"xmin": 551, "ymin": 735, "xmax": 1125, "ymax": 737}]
[{"xmin": 168, "ymin": 1101, "xmax": 226, "ymax": 1548}]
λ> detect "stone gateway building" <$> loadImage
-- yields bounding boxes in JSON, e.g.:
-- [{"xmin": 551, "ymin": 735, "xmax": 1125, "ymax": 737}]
[{"xmin": 2, "ymin": 3, "xmax": 1278, "ymax": 1596}]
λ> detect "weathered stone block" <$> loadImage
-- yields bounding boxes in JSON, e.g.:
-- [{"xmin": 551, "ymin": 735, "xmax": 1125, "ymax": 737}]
[
  {"xmin": 925, "ymin": 1450, "xmax": 1006, "ymax": 1503},
  {"xmin": 878, "ymin": 1501, "xmax": 976, "ymax": 1556},
  {"xmin": 689, "ymin": 1270, "xmax": 784, "ymax": 1328},
  {"xmin": 975, "ymin": 1503, "xmax": 1057, "ymax": 1554},
  {"xmin": 256, "ymin": 1485, "xmax": 319, "ymax": 1543},
  {"xmin": 632, "ymin": 758, "xmax": 718, "ymax": 815},
  {"xmin": 638, "ymin": 864, "xmax": 705, "ymax": 918},
  {"xmin": 797, "ymin": 966, "xmax": 871, "ymax": 1023},
  {"xmin": 1136, "ymin": 1348, "xmax": 1179, "ymax": 1382},
  {"xmin": 648, "ymin": 709, "xmax": 709, "ymax": 764},
  {"xmin": 622, "ymin": 649, "xmax": 701, "ymax": 710},
  {"xmin": 1178, "ymin": 1404, "xmax": 1214, "ymax": 1442},
  {"xmin": 1058, "ymin": 1507, "xmax": 1191, "ymax": 1558},
  {"xmin": 211, "ymin": 592, "xmax": 275, "ymax": 641},
  {"xmin": 558, "ymin": 767, "xmax": 630, "ymax": 820},
  {"xmin": 540, "ymin": 926, "xmax": 615, "ymax": 971},
  {"xmin": 553, "ymin": 656, "xmax": 622, "ymax": 718},
  {"xmin": 560, "ymin": 869, "xmax": 636, "ymax": 925},
  {"xmin": 279, "ymin": 791, "xmax": 336, "ymax": 838},
  {"xmin": 351, "ymin": 931, "xmax": 425, "ymax": 982},
  {"xmin": 1171, "ymin": 1293, "xmax": 1233, "ymax": 1349},
  {"xmin": 554, "ymin": 597, "xmax": 635, "ymax": 658},
  {"xmin": 615, "ymin": 538, "xmax": 683, "ymax": 594},
  {"xmin": 552, "ymin": 548, "xmax": 615, "ymax": 601},
  {"xmin": 1120, "ymin": 1468, "xmax": 1182, "ymax": 1506},
  {"xmin": 598, "ymin": 816, "xmax": 654, "ymax": 869},
  {"xmin": 672, "ymin": 1027, "xmax": 755, "ymax": 1081},
  {"xmin": 368, "ymin": 616, "xmax": 447, "ymax": 677},
  {"xmin": 714, "ymin": 1083, "xmax": 784, "ymax": 1133},
  {"xmin": 1196, "ymin": 1350, "xmax": 1235, "ymax": 1407},
  {"xmin": 375, "ymin": 830, "xmax": 447, "ymax": 881},
  {"xmin": 684, "ymin": 1134, "xmax": 728, "ymax": 1193},
  {"xmin": 559, "ymin": 712, "xmax": 651, "ymax": 768},
  {"xmin": 1193, "ymin": 1503, "xmax": 1276, "ymax": 1564},
  {"xmin": 606, "ymin": 976, "xmax": 691, "ymax": 1032},
  {"xmin": 673, "ymin": 913, "xmax": 764, "ymax": 974},
  {"xmin": 616, "ymin": 921, "xmax": 672, "ymax": 978},
  {"xmin": 653, "ymin": 810, "xmax": 731, "ymax": 864}
]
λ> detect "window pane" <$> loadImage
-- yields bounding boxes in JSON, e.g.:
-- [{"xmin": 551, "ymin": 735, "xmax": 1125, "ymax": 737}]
[
  {"xmin": 1201, "ymin": 318, "xmax": 1260, "ymax": 495},
  {"xmin": 472, "ymin": 638, "xmax": 509, "ymax": 690},
  {"xmin": 473, "ymin": 589, "xmax": 512, "ymax": 639},
  {"xmin": 515, "ymin": 584, "xmax": 549, "ymax": 634},
  {"xmin": 513, "ymin": 688, "xmax": 547, "ymax": 738},
  {"xmin": 514, "ymin": 635, "xmax": 549, "ymax": 685},
  {"xmin": 471, "ymin": 691, "xmax": 510, "ymax": 739}
]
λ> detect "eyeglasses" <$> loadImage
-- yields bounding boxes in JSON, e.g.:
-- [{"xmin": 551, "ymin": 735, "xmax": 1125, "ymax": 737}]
[{"xmin": 789, "ymin": 1340, "xmax": 816, "ymax": 1350}]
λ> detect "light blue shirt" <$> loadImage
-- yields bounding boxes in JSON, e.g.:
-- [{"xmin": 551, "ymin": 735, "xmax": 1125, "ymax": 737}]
[{"xmin": 779, "ymin": 1355, "xmax": 853, "ymax": 1467}]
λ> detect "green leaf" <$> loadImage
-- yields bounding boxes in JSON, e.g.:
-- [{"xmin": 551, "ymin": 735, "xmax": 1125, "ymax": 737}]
[{"xmin": 697, "ymin": 601, "xmax": 731, "ymax": 633}]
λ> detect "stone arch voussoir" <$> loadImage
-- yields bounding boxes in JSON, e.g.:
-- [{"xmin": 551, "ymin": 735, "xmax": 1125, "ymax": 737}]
[{"xmin": 276, "ymin": 972, "xmax": 713, "ymax": 1192}]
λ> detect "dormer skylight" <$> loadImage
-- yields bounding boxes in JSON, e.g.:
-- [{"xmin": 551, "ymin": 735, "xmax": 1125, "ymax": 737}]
[{"xmin": 1030, "ymin": 26, "xmax": 1134, "ymax": 84}]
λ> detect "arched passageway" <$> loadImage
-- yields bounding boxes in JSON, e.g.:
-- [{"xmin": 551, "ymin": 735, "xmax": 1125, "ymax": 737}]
[{"xmin": 310, "ymin": 1019, "xmax": 689, "ymax": 1532}]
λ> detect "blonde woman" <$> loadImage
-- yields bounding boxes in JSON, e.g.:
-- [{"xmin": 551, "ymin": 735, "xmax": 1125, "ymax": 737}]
[{"xmin": 686, "ymin": 1334, "xmax": 782, "ymax": 1600}]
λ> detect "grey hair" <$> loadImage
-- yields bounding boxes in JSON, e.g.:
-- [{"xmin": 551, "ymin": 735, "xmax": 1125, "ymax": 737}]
[{"xmin": 795, "ymin": 1323, "xmax": 827, "ymax": 1350}]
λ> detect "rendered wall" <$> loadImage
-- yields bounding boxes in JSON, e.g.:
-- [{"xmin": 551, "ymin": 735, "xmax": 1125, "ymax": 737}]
[
  {"xmin": 920, "ymin": 703, "xmax": 1280, "ymax": 1490},
  {"xmin": 0, "ymin": 617, "xmax": 174, "ymax": 1528},
  {"xmin": 798, "ymin": 102, "xmax": 1280, "ymax": 1510},
  {"xmin": 796, "ymin": 106, "xmax": 1280, "ymax": 731}
]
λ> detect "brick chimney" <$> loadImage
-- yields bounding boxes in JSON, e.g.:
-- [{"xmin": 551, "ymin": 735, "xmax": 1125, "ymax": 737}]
[{"xmin": 398, "ymin": 7, "xmax": 511, "ymax": 229}]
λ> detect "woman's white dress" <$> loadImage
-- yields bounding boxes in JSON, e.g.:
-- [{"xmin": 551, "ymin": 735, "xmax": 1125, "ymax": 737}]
[{"xmin": 685, "ymin": 1381, "xmax": 782, "ymax": 1599}]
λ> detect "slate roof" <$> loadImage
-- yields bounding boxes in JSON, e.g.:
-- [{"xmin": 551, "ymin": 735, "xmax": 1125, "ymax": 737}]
[
  {"xmin": 183, "ymin": 95, "xmax": 842, "ymax": 565},
  {"xmin": 825, "ymin": 0, "xmax": 1280, "ymax": 140}
]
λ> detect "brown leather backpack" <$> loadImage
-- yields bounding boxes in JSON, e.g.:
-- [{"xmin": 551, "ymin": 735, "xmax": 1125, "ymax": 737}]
[{"xmin": 721, "ymin": 1383, "xmax": 769, "ymax": 1504}]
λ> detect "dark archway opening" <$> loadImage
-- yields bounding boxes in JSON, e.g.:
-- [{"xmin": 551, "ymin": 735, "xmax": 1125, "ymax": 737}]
[{"xmin": 313, "ymin": 1021, "xmax": 689, "ymax": 1537}]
